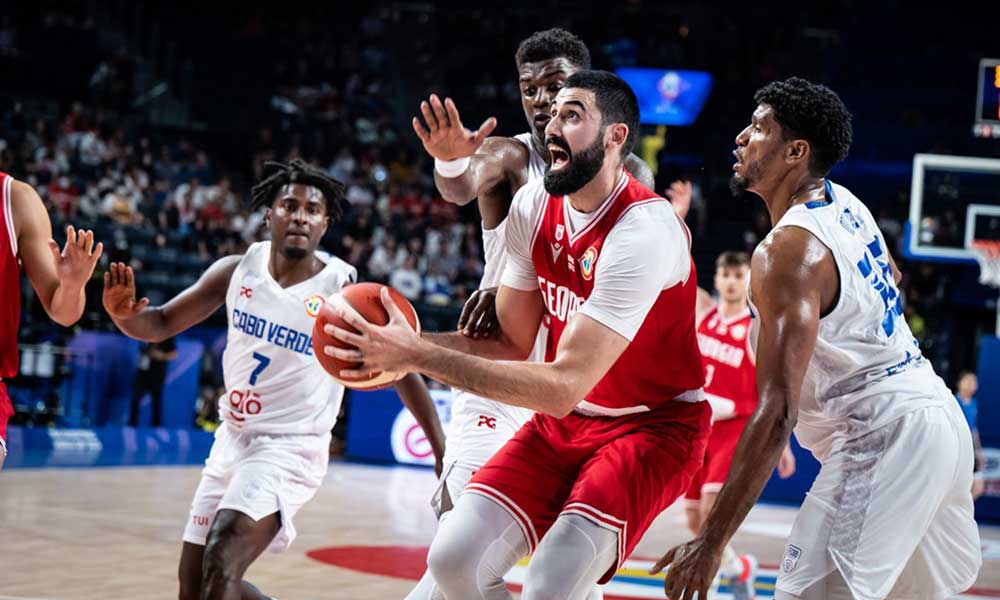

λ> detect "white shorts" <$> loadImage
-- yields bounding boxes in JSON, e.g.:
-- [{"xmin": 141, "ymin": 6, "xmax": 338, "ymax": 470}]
[
  {"xmin": 777, "ymin": 400, "xmax": 982, "ymax": 600},
  {"xmin": 434, "ymin": 391, "xmax": 532, "ymax": 513},
  {"xmin": 183, "ymin": 423, "xmax": 330, "ymax": 553}
]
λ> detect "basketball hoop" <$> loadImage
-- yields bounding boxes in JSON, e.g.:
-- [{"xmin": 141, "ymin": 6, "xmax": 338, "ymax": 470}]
[{"xmin": 971, "ymin": 240, "xmax": 1000, "ymax": 288}]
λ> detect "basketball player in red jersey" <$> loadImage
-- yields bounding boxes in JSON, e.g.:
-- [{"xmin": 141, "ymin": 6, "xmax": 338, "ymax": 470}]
[
  {"xmin": 686, "ymin": 250, "xmax": 797, "ymax": 599},
  {"xmin": 0, "ymin": 172, "xmax": 103, "ymax": 470},
  {"xmin": 323, "ymin": 70, "xmax": 710, "ymax": 599}
]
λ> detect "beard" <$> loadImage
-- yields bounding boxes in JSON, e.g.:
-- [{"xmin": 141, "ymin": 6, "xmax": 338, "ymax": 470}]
[
  {"xmin": 729, "ymin": 150, "xmax": 775, "ymax": 196},
  {"xmin": 281, "ymin": 245, "xmax": 309, "ymax": 260},
  {"xmin": 543, "ymin": 134, "xmax": 606, "ymax": 196}
]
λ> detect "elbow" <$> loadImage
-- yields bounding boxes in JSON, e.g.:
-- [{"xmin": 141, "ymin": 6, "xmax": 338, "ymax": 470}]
[
  {"xmin": 51, "ymin": 313, "xmax": 80, "ymax": 328},
  {"xmin": 545, "ymin": 381, "xmax": 583, "ymax": 419}
]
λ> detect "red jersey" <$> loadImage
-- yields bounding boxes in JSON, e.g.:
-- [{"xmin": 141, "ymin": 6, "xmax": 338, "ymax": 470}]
[
  {"xmin": 519, "ymin": 173, "xmax": 704, "ymax": 415},
  {"xmin": 0, "ymin": 171, "xmax": 20, "ymax": 379},
  {"xmin": 696, "ymin": 305, "xmax": 757, "ymax": 419}
]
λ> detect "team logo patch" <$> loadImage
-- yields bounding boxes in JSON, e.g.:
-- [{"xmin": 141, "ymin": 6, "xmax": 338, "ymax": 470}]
[
  {"xmin": 782, "ymin": 544, "xmax": 802, "ymax": 573},
  {"xmin": 730, "ymin": 324, "xmax": 747, "ymax": 340},
  {"xmin": 304, "ymin": 294, "xmax": 325, "ymax": 317},
  {"xmin": 555, "ymin": 223, "xmax": 565, "ymax": 241},
  {"xmin": 580, "ymin": 246, "xmax": 598, "ymax": 280}
]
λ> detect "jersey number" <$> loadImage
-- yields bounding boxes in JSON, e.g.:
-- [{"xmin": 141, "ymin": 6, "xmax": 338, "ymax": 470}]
[
  {"xmin": 855, "ymin": 233, "xmax": 903, "ymax": 337},
  {"xmin": 249, "ymin": 352, "xmax": 271, "ymax": 385},
  {"xmin": 704, "ymin": 364, "xmax": 716, "ymax": 388}
]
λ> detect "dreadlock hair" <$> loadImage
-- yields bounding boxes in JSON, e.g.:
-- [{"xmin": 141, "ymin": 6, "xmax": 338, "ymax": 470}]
[
  {"xmin": 249, "ymin": 159, "xmax": 349, "ymax": 221},
  {"xmin": 515, "ymin": 28, "xmax": 591, "ymax": 69}
]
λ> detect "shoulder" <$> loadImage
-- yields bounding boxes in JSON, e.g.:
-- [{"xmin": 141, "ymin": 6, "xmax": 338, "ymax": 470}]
[
  {"xmin": 614, "ymin": 196, "xmax": 684, "ymax": 245},
  {"xmin": 752, "ymin": 225, "xmax": 834, "ymax": 295},
  {"xmin": 510, "ymin": 178, "xmax": 549, "ymax": 215}
]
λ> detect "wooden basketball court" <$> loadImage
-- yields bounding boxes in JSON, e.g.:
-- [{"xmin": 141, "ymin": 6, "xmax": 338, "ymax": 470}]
[{"xmin": 1, "ymin": 461, "xmax": 998, "ymax": 599}]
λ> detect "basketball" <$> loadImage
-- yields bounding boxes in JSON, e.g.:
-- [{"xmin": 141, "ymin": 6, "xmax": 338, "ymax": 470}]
[{"xmin": 311, "ymin": 282, "xmax": 421, "ymax": 390}]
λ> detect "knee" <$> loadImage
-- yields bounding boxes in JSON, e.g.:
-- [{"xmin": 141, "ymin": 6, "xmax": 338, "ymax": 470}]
[
  {"xmin": 426, "ymin": 534, "xmax": 471, "ymax": 586},
  {"xmin": 201, "ymin": 529, "xmax": 245, "ymax": 587}
]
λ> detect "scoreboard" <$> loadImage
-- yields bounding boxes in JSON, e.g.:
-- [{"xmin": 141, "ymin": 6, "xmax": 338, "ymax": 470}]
[{"xmin": 974, "ymin": 58, "xmax": 1000, "ymax": 138}]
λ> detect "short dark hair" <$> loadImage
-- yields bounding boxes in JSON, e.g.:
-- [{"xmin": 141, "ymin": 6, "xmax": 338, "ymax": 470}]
[
  {"xmin": 564, "ymin": 70, "xmax": 640, "ymax": 157},
  {"xmin": 249, "ymin": 159, "xmax": 348, "ymax": 221},
  {"xmin": 753, "ymin": 77, "xmax": 853, "ymax": 177},
  {"xmin": 716, "ymin": 251, "xmax": 750, "ymax": 269},
  {"xmin": 515, "ymin": 28, "xmax": 591, "ymax": 69}
]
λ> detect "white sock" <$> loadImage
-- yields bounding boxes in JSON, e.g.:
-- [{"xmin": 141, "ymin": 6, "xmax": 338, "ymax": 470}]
[{"xmin": 721, "ymin": 543, "xmax": 744, "ymax": 576}]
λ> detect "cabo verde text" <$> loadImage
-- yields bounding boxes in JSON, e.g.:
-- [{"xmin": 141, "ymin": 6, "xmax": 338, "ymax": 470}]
[{"xmin": 232, "ymin": 309, "xmax": 314, "ymax": 355}]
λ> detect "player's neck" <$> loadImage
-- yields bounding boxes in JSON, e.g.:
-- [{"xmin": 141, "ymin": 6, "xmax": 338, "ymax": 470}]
[
  {"xmin": 718, "ymin": 299, "xmax": 748, "ymax": 318},
  {"xmin": 565, "ymin": 164, "xmax": 624, "ymax": 213},
  {"xmin": 760, "ymin": 173, "xmax": 825, "ymax": 227},
  {"xmin": 268, "ymin": 249, "xmax": 323, "ymax": 288}
]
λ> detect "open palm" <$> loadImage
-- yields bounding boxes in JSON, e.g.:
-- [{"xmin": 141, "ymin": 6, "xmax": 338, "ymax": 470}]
[
  {"xmin": 412, "ymin": 94, "xmax": 497, "ymax": 161},
  {"xmin": 102, "ymin": 262, "xmax": 150, "ymax": 320}
]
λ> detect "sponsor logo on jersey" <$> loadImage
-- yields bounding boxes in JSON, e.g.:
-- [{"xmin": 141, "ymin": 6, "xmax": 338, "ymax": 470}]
[
  {"xmin": 304, "ymin": 294, "xmax": 325, "ymax": 317},
  {"xmin": 580, "ymin": 246, "xmax": 598, "ymax": 280},
  {"xmin": 555, "ymin": 223, "xmax": 565, "ymax": 241},
  {"xmin": 782, "ymin": 544, "xmax": 802, "ymax": 573},
  {"xmin": 551, "ymin": 242, "xmax": 563, "ymax": 261},
  {"xmin": 240, "ymin": 286, "xmax": 253, "ymax": 298},
  {"xmin": 477, "ymin": 415, "xmax": 497, "ymax": 429}
]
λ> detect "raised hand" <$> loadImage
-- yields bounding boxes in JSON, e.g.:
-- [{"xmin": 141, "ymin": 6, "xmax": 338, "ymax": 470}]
[
  {"xmin": 49, "ymin": 224, "xmax": 103, "ymax": 290},
  {"xmin": 412, "ymin": 94, "xmax": 497, "ymax": 161},
  {"xmin": 103, "ymin": 262, "xmax": 150, "ymax": 321},
  {"xmin": 665, "ymin": 180, "xmax": 693, "ymax": 220}
]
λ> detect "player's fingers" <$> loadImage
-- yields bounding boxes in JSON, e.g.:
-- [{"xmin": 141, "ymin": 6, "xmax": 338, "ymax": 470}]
[
  {"xmin": 681, "ymin": 581, "xmax": 696, "ymax": 600},
  {"xmin": 331, "ymin": 295, "xmax": 371, "ymax": 333},
  {"xmin": 339, "ymin": 367, "xmax": 375, "ymax": 379},
  {"xmin": 380, "ymin": 287, "xmax": 406, "ymax": 322},
  {"xmin": 66, "ymin": 224, "xmax": 76, "ymax": 246},
  {"xmin": 430, "ymin": 94, "xmax": 449, "ymax": 128},
  {"xmin": 472, "ymin": 117, "xmax": 498, "ymax": 146},
  {"xmin": 91, "ymin": 241, "xmax": 104, "ymax": 262},
  {"xmin": 48, "ymin": 239, "xmax": 61, "ymax": 261},
  {"xmin": 125, "ymin": 266, "xmax": 135, "ymax": 289},
  {"xmin": 457, "ymin": 294, "xmax": 477, "ymax": 330},
  {"xmin": 324, "ymin": 345, "xmax": 363, "ymax": 362},
  {"xmin": 412, "ymin": 117, "xmax": 430, "ymax": 142},
  {"xmin": 420, "ymin": 101, "xmax": 439, "ymax": 131},
  {"xmin": 103, "ymin": 271, "xmax": 111, "ymax": 289},
  {"xmin": 80, "ymin": 229, "xmax": 92, "ymax": 252},
  {"xmin": 650, "ymin": 547, "xmax": 676, "ymax": 574},
  {"xmin": 135, "ymin": 297, "xmax": 150, "ymax": 312},
  {"xmin": 444, "ymin": 97, "xmax": 463, "ymax": 129},
  {"xmin": 109, "ymin": 262, "xmax": 119, "ymax": 285},
  {"xmin": 324, "ymin": 323, "xmax": 365, "ymax": 347}
]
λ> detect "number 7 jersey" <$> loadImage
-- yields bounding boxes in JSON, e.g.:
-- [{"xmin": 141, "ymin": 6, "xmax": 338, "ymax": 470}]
[
  {"xmin": 749, "ymin": 180, "xmax": 948, "ymax": 460},
  {"xmin": 220, "ymin": 241, "xmax": 357, "ymax": 434}
]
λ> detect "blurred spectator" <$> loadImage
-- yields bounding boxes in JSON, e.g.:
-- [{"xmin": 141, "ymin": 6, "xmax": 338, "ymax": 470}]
[
  {"xmin": 130, "ymin": 338, "xmax": 178, "ymax": 427},
  {"xmin": 954, "ymin": 371, "xmax": 985, "ymax": 500},
  {"xmin": 390, "ymin": 255, "xmax": 423, "ymax": 302}
]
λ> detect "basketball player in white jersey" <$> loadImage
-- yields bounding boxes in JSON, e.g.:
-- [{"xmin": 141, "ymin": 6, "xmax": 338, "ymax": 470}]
[
  {"xmin": 655, "ymin": 78, "xmax": 981, "ymax": 600},
  {"xmin": 102, "ymin": 160, "xmax": 445, "ymax": 600},
  {"xmin": 407, "ymin": 28, "xmax": 654, "ymax": 599}
]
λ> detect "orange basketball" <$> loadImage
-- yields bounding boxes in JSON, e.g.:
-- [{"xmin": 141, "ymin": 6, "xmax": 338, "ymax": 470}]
[{"xmin": 311, "ymin": 282, "xmax": 421, "ymax": 390}]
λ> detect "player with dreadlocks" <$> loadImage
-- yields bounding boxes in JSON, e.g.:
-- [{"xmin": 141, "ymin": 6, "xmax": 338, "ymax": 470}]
[{"xmin": 103, "ymin": 159, "xmax": 446, "ymax": 600}]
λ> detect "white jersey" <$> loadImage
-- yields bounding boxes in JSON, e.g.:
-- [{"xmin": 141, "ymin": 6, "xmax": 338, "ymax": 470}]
[
  {"xmin": 749, "ymin": 180, "xmax": 949, "ymax": 460},
  {"xmin": 220, "ymin": 241, "xmax": 356, "ymax": 435}
]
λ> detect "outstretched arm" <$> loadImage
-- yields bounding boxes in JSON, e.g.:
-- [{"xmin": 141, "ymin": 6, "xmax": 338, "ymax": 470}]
[
  {"xmin": 103, "ymin": 257, "xmax": 239, "ymax": 342},
  {"xmin": 394, "ymin": 373, "xmax": 447, "ymax": 476},
  {"xmin": 13, "ymin": 180, "xmax": 103, "ymax": 326},
  {"xmin": 653, "ymin": 226, "xmax": 836, "ymax": 599},
  {"xmin": 413, "ymin": 94, "xmax": 526, "ymax": 206}
]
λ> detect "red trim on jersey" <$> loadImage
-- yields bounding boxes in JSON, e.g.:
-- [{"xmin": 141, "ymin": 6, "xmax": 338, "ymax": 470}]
[{"xmin": 0, "ymin": 172, "xmax": 20, "ymax": 379}]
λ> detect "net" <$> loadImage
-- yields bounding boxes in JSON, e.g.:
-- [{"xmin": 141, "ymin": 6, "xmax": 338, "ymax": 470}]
[{"xmin": 971, "ymin": 240, "xmax": 1000, "ymax": 288}]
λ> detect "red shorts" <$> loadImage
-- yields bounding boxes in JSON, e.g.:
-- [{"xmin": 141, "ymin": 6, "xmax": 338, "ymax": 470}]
[
  {"xmin": 466, "ymin": 400, "xmax": 711, "ymax": 583},
  {"xmin": 0, "ymin": 382, "xmax": 12, "ymax": 447},
  {"xmin": 684, "ymin": 415, "xmax": 750, "ymax": 505}
]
